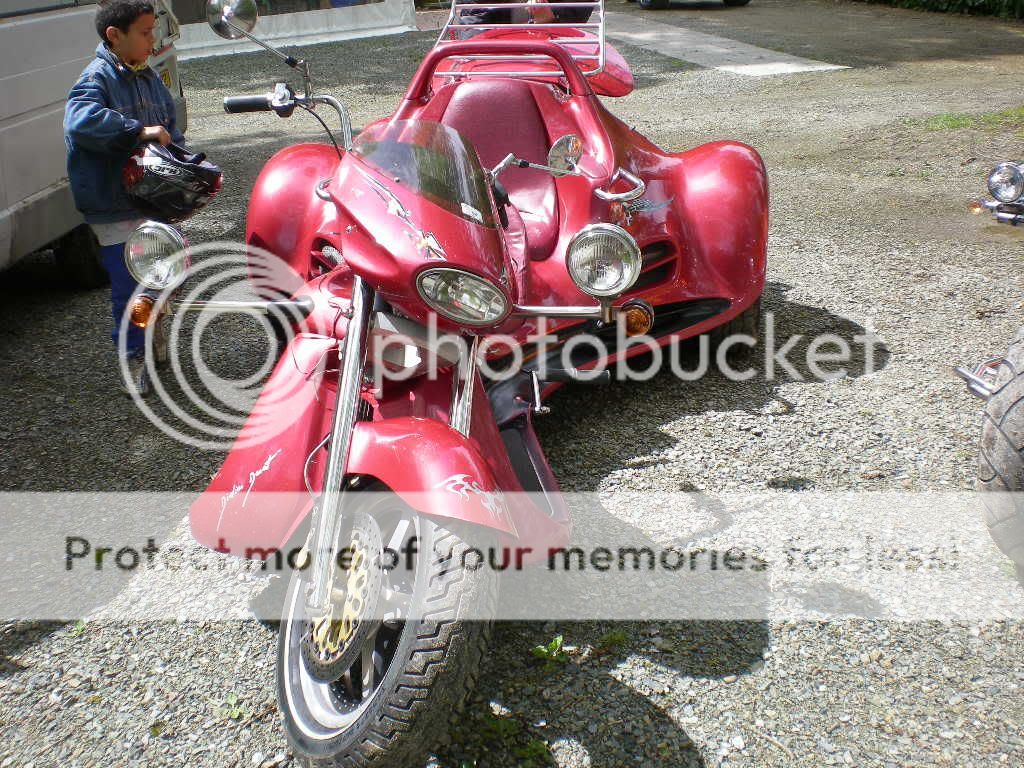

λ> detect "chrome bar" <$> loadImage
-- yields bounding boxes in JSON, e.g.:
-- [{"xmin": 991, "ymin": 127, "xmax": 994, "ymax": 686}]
[
  {"xmin": 513, "ymin": 304, "xmax": 604, "ymax": 318},
  {"xmin": 311, "ymin": 94, "xmax": 353, "ymax": 150},
  {"xmin": 437, "ymin": 0, "xmax": 607, "ymax": 76},
  {"xmin": 169, "ymin": 297, "xmax": 314, "ymax": 316},
  {"xmin": 306, "ymin": 276, "xmax": 373, "ymax": 616},
  {"xmin": 595, "ymin": 168, "xmax": 647, "ymax": 203},
  {"xmin": 953, "ymin": 366, "xmax": 996, "ymax": 401},
  {"xmin": 450, "ymin": 335, "xmax": 480, "ymax": 436}
]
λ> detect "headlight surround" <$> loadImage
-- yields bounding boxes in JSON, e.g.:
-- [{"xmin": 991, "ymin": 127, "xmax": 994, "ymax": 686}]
[
  {"xmin": 124, "ymin": 221, "xmax": 190, "ymax": 290},
  {"xmin": 416, "ymin": 267, "xmax": 509, "ymax": 326},
  {"xmin": 987, "ymin": 162, "xmax": 1024, "ymax": 204},
  {"xmin": 566, "ymin": 223, "xmax": 641, "ymax": 298}
]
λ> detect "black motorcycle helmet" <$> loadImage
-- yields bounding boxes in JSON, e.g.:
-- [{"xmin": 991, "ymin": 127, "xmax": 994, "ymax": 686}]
[{"xmin": 123, "ymin": 142, "xmax": 223, "ymax": 223}]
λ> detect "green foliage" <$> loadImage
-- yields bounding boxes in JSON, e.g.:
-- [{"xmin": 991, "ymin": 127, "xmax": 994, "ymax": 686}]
[
  {"xmin": 530, "ymin": 635, "xmax": 569, "ymax": 671},
  {"xmin": 480, "ymin": 711, "xmax": 522, "ymax": 741},
  {"xmin": 597, "ymin": 629, "xmax": 630, "ymax": 652},
  {"xmin": 68, "ymin": 619, "xmax": 87, "ymax": 638},
  {"xmin": 217, "ymin": 692, "xmax": 249, "ymax": 721},
  {"xmin": 512, "ymin": 739, "xmax": 555, "ymax": 767},
  {"xmin": 922, "ymin": 106, "xmax": 1024, "ymax": 137},
  {"xmin": 855, "ymin": 0, "xmax": 1024, "ymax": 20}
]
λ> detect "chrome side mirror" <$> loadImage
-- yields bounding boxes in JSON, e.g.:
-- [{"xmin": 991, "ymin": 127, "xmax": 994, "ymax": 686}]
[
  {"xmin": 207, "ymin": 0, "xmax": 258, "ymax": 40},
  {"xmin": 547, "ymin": 134, "xmax": 583, "ymax": 177}
]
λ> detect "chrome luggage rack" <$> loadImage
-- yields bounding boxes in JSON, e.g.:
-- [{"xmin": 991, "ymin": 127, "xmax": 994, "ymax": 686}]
[{"xmin": 435, "ymin": 0, "xmax": 606, "ymax": 77}]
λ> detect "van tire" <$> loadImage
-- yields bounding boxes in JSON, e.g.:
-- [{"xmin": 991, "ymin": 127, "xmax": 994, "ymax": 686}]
[{"xmin": 55, "ymin": 225, "xmax": 109, "ymax": 289}]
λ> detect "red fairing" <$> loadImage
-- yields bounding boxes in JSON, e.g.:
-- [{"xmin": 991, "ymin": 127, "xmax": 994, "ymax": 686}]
[{"xmin": 245, "ymin": 143, "xmax": 344, "ymax": 293}]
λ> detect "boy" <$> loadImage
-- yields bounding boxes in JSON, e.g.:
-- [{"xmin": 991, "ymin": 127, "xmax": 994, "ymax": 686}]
[{"xmin": 64, "ymin": 0, "xmax": 184, "ymax": 396}]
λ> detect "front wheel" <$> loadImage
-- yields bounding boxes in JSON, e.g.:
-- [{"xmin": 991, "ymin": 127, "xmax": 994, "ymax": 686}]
[
  {"xmin": 277, "ymin": 490, "xmax": 497, "ymax": 767},
  {"xmin": 978, "ymin": 328, "xmax": 1024, "ymax": 586}
]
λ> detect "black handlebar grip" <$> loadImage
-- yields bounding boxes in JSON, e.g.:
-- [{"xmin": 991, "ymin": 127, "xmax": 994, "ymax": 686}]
[{"xmin": 223, "ymin": 95, "xmax": 272, "ymax": 114}]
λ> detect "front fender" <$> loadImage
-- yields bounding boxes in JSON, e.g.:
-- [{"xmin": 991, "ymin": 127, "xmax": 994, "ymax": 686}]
[{"xmin": 348, "ymin": 417, "xmax": 517, "ymax": 537}]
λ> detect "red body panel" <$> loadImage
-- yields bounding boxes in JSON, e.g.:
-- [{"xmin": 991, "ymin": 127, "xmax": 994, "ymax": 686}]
[{"xmin": 194, "ymin": 34, "xmax": 767, "ymax": 564}]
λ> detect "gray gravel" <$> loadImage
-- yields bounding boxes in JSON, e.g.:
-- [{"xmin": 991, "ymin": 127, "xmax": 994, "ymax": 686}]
[{"xmin": 3, "ymin": 0, "xmax": 1024, "ymax": 765}]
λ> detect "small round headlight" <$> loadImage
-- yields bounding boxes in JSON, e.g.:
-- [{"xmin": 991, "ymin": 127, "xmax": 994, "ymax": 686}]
[
  {"xmin": 988, "ymin": 162, "xmax": 1024, "ymax": 204},
  {"xmin": 566, "ymin": 223, "xmax": 642, "ymax": 298},
  {"xmin": 416, "ymin": 268, "xmax": 509, "ymax": 326},
  {"xmin": 124, "ymin": 221, "xmax": 190, "ymax": 290}
]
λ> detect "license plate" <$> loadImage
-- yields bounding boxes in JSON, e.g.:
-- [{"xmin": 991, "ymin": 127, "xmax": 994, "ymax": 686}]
[{"xmin": 160, "ymin": 68, "xmax": 172, "ymax": 89}]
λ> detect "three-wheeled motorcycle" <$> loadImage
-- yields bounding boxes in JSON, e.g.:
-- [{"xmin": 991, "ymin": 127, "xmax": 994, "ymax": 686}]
[{"xmin": 122, "ymin": 0, "xmax": 768, "ymax": 762}]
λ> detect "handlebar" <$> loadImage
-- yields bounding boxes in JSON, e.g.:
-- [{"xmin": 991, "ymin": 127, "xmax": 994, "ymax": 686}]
[{"xmin": 223, "ymin": 94, "xmax": 273, "ymax": 114}]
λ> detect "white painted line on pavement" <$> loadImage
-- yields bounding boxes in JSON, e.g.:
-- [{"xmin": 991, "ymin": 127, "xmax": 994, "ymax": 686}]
[{"xmin": 605, "ymin": 12, "xmax": 849, "ymax": 77}]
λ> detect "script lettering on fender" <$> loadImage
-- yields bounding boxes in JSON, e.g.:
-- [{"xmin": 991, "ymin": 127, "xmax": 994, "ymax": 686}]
[{"xmin": 243, "ymin": 449, "xmax": 284, "ymax": 507}]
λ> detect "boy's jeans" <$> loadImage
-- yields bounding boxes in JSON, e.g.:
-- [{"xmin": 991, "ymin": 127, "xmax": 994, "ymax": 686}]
[{"xmin": 100, "ymin": 243, "xmax": 144, "ymax": 358}]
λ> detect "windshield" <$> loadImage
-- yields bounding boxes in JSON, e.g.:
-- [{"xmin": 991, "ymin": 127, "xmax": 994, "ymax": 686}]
[{"xmin": 351, "ymin": 120, "xmax": 496, "ymax": 229}]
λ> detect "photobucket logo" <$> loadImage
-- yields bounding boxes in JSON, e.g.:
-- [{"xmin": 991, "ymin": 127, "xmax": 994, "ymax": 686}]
[
  {"xmin": 118, "ymin": 241, "xmax": 309, "ymax": 451},
  {"xmin": 369, "ymin": 311, "xmax": 886, "ymax": 387}
]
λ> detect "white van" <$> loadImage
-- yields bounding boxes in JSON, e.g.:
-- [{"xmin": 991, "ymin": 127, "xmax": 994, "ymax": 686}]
[{"xmin": 0, "ymin": 0, "xmax": 186, "ymax": 286}]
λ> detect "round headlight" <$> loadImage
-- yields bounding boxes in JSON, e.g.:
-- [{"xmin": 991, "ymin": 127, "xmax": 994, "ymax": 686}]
[
  {"xmin": 988, "ymin": 162, "xmax": 1024, "ymax": 204},
  {"xmin": 124, "ymin": 221, "xmax": 190, "ymax": 290},
  {"xmin": 566, "ymin": 223, "xmax": 641, "ymax": 298},
  {"xmin": 416, "ymin": 268, "xmax": 509, "ymax": 326}
]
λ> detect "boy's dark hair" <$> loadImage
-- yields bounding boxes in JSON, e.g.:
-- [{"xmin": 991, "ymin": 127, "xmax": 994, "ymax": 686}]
[{"xmin": 95, "ymin": 0, "xmax": 156, "ymax": 43}]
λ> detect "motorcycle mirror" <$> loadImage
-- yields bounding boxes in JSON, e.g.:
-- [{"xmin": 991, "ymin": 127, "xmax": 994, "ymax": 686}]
[
  {"xmin": 207, "ymin": 0, "xmax": 258, "ymax": 40},
  {"xmin": 547, "ymin": 135, "xmax": 583, "ymax": 177}
]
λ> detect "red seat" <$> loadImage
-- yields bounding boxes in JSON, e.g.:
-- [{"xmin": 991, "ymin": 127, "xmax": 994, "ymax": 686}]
[{"xmin": 440, "ymin": 79, "xmax": 558, "ymax": 260}]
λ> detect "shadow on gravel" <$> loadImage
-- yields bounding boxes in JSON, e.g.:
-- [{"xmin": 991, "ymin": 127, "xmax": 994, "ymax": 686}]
[
  {"xmin": 437, "ymin": 620, "xmax": 767, "ymax": 766},
  {"xmin": 0, "ymin": 621, "xmax": 65, "ymax": 676},
  {"xmin": 537, "ymin": 280, "xmax": 891, "ymax": 490}
]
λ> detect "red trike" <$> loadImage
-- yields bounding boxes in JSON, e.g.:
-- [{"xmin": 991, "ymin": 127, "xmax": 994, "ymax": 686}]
[{"xmin": 123, "ymin": 0, "xmax": 768, "ymax": 762}]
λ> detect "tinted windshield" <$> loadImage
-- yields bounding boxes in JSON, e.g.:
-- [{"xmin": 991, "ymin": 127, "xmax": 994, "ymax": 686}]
[{"xmin": 351, "ymin": 120, "xmax": 495, "ymax": 229}]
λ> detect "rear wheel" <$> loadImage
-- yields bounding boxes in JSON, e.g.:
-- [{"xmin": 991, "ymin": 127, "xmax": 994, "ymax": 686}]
[
  {"xmin": 278, "ymin": 488, "xmax": 497, "ymax": 766},
  {"xmin": 707, "ymin": 297, "xmax": 762, "ymax": 363},
  {"xmin": 978, "ymin": 328, "xmax": 1024, "ymax": 586},
  {"xmin": 54, "ymin": 224, "xmax": 108, "ymax": 289}
]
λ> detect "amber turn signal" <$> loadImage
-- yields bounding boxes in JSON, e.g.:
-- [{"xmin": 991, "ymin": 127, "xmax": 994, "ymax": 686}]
[
  {"xmin": 129, "ymin": 295, "xmax": 156, "ymax": 329},
  {"xmin": 623, "ymin": 302, "xmax": 655, "ymax": 336}
]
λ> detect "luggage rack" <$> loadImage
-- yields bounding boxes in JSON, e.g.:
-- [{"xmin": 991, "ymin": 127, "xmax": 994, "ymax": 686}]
[{"xmin": 435, "ymin": 0, "xmax": 606, "ymax": 77}]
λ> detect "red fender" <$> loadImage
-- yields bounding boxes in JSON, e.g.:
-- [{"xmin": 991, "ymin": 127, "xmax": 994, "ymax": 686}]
[{"xmin": 189, "ymin": 337, "xmax": 516, "ymax": 555}]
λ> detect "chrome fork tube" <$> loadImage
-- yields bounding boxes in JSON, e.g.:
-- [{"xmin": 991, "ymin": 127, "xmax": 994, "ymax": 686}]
[{"xmin": 306, "ymin": 275, "xmax": 373, "ymax": 615}]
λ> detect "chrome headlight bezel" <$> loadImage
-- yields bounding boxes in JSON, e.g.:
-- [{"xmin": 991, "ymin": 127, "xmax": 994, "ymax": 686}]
[
  {"xmin": 124, "ymin": 221, "xmax": 190, "ymax": 290},
  {"xmin": 415, "ymin": 267, "xmax": 510, "ymax": 327},
  {"xmin": 565, "ymin": 223, "xmax": 642, "ymax": 298},
  {"xmin": 987, "ymin": 162, "xmax": 1024, "ymax": 204}
]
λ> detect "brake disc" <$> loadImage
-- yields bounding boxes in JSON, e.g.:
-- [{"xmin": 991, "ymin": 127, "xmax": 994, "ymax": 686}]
[{"xmin": 301, "ymin": 512, "xmax": 384, "ymax": 682}]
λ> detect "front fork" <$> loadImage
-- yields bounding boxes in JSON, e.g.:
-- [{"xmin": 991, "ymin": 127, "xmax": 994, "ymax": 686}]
[{"xmin": 305, "ymin": 275, "xmax": 374, "ymax": 616}]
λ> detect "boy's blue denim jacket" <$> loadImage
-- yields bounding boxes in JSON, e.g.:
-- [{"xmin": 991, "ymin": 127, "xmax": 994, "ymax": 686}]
[{"xmin": 64, "ymin": 43, "xmax": 184, "ymax": 224}]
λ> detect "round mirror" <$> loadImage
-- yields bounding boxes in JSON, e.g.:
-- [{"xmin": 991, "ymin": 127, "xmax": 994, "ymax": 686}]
[
  {"xmin": 207, "ymin": 0, "xmax": 258, "ymax": 40},
  {"xmin": 547, "ymin": 134, "xmax": 583, "ymax": 177}
]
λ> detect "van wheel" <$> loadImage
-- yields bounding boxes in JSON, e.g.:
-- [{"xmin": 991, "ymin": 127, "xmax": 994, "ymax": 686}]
[{"xmin": 55, "ymin": 225, "xmax": 108, "ymax": 289}]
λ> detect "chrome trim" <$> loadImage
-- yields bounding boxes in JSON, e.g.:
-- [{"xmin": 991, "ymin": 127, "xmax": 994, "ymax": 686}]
[
  {"xmin": 306, "ymin": 276, "xmax": 373, "ymax": 615},
  {"xmin": 530, "ymin": 371, "xmax": 551, "ymax": 415},
  {"xmin": 450, "ymin": 336, "xmax": 480, "ymax": 436},
  {"xmin": 512, "ymin": 304, "xmax": 603, "ymax": 318},
  {"xmin": 169, "ymin": 297, "xmax": 314, "ymax": 317},
  {"xmin": 594, "ymin": 168, "xmax": 646, "ymax": 202},
  {"xmin": 436, "ymin": 0, "xmax": 606, "ymax": 78},
  {"xmin": 953, "ymin": 356, "xmax": 1005, "ymax": 401}
]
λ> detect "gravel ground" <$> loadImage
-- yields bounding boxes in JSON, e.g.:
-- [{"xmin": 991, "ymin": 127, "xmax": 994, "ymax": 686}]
[{"xmin": 3, "ymin": 0, "xmax": 1024, "ymax": 765}]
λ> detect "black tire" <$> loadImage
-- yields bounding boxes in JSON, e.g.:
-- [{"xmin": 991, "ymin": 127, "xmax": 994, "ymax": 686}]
[
  {"xmin": 54, "ymin": 224, "xmax": 109, "ymax": 289},
  {"xmin": 978, "ymin": 328, "xmax": 1024, "ymax": 586},
  {"xmin": 707, "ymin": 297, "xmax": 762, "ymax": 363},
  {"xmin": 277, "ymin": 490, "xmax": 497, "ymax": 767},
  {"xmin": 638, "ymin": 0, "xmax": 670, "ymax": 9},
  {"xmin": 723, "ymin": 0, "xmax": 751, "ymax": 6}
]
